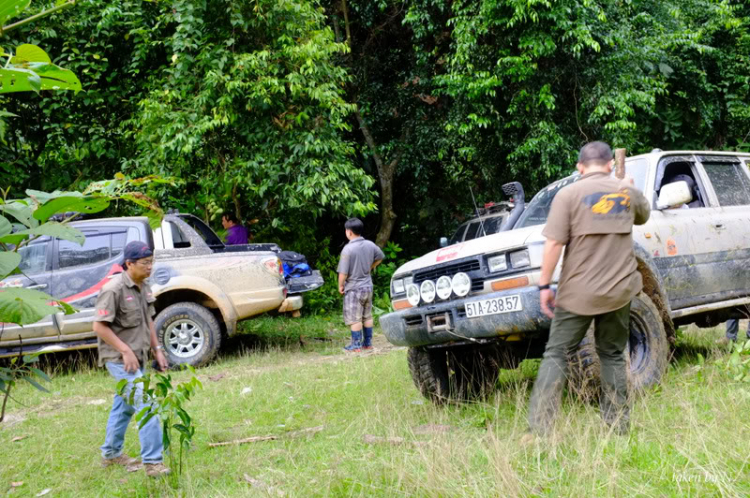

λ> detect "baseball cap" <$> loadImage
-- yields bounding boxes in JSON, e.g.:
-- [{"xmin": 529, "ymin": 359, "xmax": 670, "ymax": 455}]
[{"xmin": 122, "ymin": 241, "xmax": 153, "ymax": 264}]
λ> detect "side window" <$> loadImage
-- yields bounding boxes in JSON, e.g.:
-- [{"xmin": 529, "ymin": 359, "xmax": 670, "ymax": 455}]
[
  {"xmin": 58, "ymin": 234, "xmax": 111, "ymax": 269},
  {"xmin": 702, "ymin": 162, "xmax": 750, "ymax": 207},
  {"xmin": 17, "ymin": 242, "xmax": 49, "ymax": 275},
  {"xmin": 112, "ymin": 232, "xmax": 127, "ymax": 258},
  {"xmin": 657, "ymin": 160, "xmax": 706, "ymax": 208}
]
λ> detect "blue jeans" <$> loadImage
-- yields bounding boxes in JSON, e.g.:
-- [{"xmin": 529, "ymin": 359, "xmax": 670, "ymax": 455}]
[
  {"xmin": 101, "ymin": 362, "xmax": 163, "ymax": 464},
  {"xmin": 726, "ymin": 319, "xmax": 750, "ymax": 341}
]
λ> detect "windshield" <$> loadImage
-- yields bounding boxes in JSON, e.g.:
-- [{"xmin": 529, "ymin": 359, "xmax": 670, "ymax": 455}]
[
  {"xmin": 451, "ymin": 213, "xmax": 509, "ymax": 243},
  {"xmin": 516, "ymin": 175, "xmax": 579, "ymax": 228}
]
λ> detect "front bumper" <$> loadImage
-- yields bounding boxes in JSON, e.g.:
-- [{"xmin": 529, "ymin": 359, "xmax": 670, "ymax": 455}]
[{"xmin": 380, "ymin": 286, "xmax": 554, "ymax": 347}]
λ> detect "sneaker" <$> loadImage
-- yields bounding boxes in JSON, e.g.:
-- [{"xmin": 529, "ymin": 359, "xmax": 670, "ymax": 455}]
[
  {"xmin": 102, "ymin": 455, "xmax": 141, "ymax": 469},
  {"xmin": 144, "ymin": 463, "xmax": 171, "ymax": 478}
]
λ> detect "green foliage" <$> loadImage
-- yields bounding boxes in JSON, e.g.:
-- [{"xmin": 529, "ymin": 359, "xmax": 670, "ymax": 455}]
[
  {"xmin": 0, "ymin": 351, "xmax": 50, "ymax": 423},
  {"xmin": 1, "ymin": 0, "xmax": 749, "ymax": 259},
  {"xmin": 124, "ymin": 0, "xmax": 377, "ymax": 233},
  {"xmin": 719, "ymin": 339, "xmax": 750, "ymax": 383},
  {"xmin": 119, "ymin": 367, "xmax": 203, "ymax": 478}
]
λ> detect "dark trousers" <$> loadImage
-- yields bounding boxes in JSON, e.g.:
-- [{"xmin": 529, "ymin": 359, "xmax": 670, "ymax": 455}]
[
  {"xmin": 528, "ymin": 303, "xmax": 630, "ymax": 434},
  {"xmin": 726, "ymin": 319, "xmax": 750, "ymax": 341}
]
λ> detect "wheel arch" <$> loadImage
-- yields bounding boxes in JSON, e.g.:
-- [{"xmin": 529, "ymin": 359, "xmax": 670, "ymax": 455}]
[
  {"xmin": 153, "ymin": 279, "xmax": 237, "ymax": 335},
  {"xmin": 634, "ymin": 244, "xmax": 676, "ymax": 345}
]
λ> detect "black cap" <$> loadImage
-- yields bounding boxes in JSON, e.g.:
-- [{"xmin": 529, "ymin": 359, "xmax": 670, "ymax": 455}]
[{"xmin": 122, "ymin": 241, "xmax": 153, "ymax": 264}]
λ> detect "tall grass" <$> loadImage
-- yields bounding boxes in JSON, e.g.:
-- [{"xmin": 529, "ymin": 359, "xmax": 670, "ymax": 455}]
[{"xmin": 1, "ymin": 321, "xmax": 748, "ymax": 497}]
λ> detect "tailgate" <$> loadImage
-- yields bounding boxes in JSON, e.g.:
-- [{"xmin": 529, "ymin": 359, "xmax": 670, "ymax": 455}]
[{"xmin": 286, "ymin": 270, "xmax": 325, "ymax": 295}]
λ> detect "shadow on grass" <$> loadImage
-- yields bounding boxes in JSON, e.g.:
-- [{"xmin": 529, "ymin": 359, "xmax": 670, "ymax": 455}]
[{"xmin": 221, "ymin": 312, "xmax": 349, "ymax": 359}]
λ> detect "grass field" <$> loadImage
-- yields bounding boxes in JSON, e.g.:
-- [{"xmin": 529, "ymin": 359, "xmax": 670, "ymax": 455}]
[{"xmin": 2, "ymin": 315, "xmax": 749, "ymax": 497}]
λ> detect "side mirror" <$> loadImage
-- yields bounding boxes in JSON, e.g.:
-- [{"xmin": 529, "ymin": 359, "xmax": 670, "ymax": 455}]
[
  {"xmin": 657, "ymin": 181, "xmax": 692, "ymax": 210},
  {"xmin": 439, "ymin": 237, "xmax": 449, "ymax": 248}
]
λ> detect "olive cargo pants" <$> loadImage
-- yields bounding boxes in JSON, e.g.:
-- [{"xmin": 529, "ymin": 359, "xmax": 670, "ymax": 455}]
[{"xmin": 528, "ymin": 303, "xmax": 631, "ymax": 434}]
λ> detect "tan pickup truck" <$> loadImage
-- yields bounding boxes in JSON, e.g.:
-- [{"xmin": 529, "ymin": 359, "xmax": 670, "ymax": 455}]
[
  {"xmin": 381, "ymin": 150, "xmax": 750, "ymax": 403},
  {"xmin": 0, "ymin": 213, "xmax": 323, "ymax": 366}
]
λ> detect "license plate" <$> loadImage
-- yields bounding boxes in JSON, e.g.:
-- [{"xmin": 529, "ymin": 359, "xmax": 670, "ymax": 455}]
[{"xmin": 465, "ymin": 295, "xmax": 522, "ymax": 318}]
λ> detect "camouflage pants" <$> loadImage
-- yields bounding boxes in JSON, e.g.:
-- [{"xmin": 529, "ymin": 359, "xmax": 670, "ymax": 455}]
[{"xmin": 528, "ymin": 303, "xmax": 631, "ymax": 434}]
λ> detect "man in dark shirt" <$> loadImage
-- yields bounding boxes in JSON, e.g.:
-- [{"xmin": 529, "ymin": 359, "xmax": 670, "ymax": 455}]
[
  {"xmin": 528, "ymin": 141, "xmax": 650, "ymax": 436},
  {"xmin": 222, "ymin": 213, "xmax": 249, "ymax": 245},
  {"xmin": 93, "ymin": 241, "xmax": 170, "ymax": 477},
  {"xmin": 337, "ymin": 218, "xmax": 384, "ymax": 352}
]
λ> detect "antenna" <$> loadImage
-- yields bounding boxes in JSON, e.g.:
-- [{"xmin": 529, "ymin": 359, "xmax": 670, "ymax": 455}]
[{"xmin": 469, "ymin": 186, "xmax": 487, "ymax": 238}]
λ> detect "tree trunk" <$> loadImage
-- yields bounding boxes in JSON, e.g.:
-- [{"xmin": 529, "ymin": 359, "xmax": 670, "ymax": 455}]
[{"xmin": 355, "ymin": 110, "xmax": 402, "ymax": 247}]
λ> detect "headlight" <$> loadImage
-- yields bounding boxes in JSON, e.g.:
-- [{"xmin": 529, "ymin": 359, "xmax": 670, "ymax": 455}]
[
  {"xmin": 451, "ymin": 272, "xmax": 471, "ymax": 297},
  {"xmin": 392, "ymin": 278, "xmax": 405, "ymax": 294},
  {"xmin": 436, "ymin": 276, "xmax": 452, "ymax": 300},
  {"xmin": 420, "ymin": 280, "xmax": 436, "ymax": 303},
  {"xmin": 488, "ymin": 254, "xmax": 508, "ymax": 273},
  {"xmin": 406, "ymin": 284, "xmax": 420, "ymax": 307},
  {"xmin": 510, "ymin": 249, "xmax": 530, "ymax": 269}
]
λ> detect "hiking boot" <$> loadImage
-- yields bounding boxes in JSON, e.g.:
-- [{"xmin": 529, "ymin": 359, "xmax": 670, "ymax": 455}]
[
  {"xmin": 102, "ymin": 455, "xmax": 141, "ymax": 469},
  {"xmin": 144, "ymin": 463, "xmax": 171, "ymax": 478}
]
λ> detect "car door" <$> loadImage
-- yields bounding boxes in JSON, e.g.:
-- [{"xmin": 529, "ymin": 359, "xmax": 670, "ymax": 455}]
[
  {"xmin": 0, "ymin": 238, "xmax": 58, "ymax": 348},
  {"xmin": 649, "ymin": 154, "xmax": 732, "ymax": 310},
  {"xmin": 48, "ymin": 227, "xmax": 130, "ymax": 337},
  {"xmin": 697, "ymin": 154, "xmax": 750, "ymax": 300}
]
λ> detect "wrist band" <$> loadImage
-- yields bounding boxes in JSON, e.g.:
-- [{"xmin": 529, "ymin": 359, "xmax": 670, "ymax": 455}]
[{"xmin": 538, "ymin": 284, "xmax": 551, "ymax": 291}]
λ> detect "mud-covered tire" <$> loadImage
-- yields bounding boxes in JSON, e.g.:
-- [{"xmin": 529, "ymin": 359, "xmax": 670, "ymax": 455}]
[
  {"xmin": 407, "ymin": 346, "xmax": 500, "ymax": 404},
  {"xmin": 155, "ymin": 302, "xmax": 222, "ymax": 367},
  {"xmin": 569, "ymin": 292, "xmax": 669, "ymax": 399}
]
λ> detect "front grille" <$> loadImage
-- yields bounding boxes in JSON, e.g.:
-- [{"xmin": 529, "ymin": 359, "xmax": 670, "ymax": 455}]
[{"xmin": 413, "ymin": 259, "xmax": 481, "ymax": 284}]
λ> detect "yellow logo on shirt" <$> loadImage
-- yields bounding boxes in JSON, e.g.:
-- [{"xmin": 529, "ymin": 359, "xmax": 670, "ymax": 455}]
[{"xmin": 585, "ymin": 191, "xmax": 631, "ymax": 215}]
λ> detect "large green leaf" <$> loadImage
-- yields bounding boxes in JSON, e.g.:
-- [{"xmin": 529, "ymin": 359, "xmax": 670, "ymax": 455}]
[
  {"xmin": 0, "ymin": 287, "xmax": 73, "ymax": 326},
  {"xmin": 0, "ymin": 0, "xmax": 30, "ymax": 26},
  {"xmin": 31, "ymin": 62, "xmax": 82, "ymax": 92},
  {"xmin": 0, "ymin": 201, "xmax": 37, "ymax": 228},
  {"xmin": 0, "ymin": 62, "xmax": 80, "ymax": 94},
  {"xmin": 0, "ymin": 221, "xmax": 85, "ymax": 246},
  {"xmin": 0, "ymin": 251, "xmax": 21, "ymax": 279},
  {"xmin": 0, "ymin": 66, "xmax": 41, "ymax": 94},
  {"xmin": 25, "ymin": 189, "xmax": 83, "ymax": 204},
  {"xmin": 10, "ymin": 44, "xmax": 52, "ymax": 64},
  {"xmin": 33, "ymin": 196, "xmax": 110, "ymax": 221},
  {"xmin": 0, "ymin": 215, "xmax": 12, "ymax": 237}
]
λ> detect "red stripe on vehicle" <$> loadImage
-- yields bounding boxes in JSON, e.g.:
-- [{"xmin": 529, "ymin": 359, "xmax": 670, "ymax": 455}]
[{"xmin": 63, "ymin": 264, "xmax": 123, "ymax": 303}]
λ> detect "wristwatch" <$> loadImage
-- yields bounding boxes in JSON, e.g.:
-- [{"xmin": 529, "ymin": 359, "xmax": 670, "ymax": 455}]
[{"xmin": 538, "ymin": 284, "xmax": 551, "ymax": 291}]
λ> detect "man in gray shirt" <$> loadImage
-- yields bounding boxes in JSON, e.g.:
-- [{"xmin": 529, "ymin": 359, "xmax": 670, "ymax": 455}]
[{"xmin": 337, "ymin": 218, "xmax": 384, "ymax": 352}]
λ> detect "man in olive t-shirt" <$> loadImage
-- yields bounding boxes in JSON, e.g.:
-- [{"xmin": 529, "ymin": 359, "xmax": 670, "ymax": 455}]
[{"xmin": 527, "ymin": 141, "xmax": 650, "ymax": 436}]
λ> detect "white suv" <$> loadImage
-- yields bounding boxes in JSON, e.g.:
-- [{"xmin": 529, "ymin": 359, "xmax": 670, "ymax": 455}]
[{"xmin": 380, "ymin": 150, "xmax": 750, "ymax": 403}]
